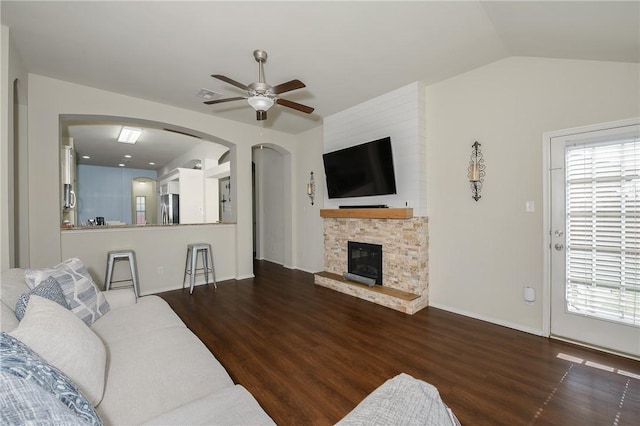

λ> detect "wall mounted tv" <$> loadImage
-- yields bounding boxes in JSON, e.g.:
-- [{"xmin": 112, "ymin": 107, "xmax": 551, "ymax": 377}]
[{"xmin": 323, "ymin": 136, "xmax": 397, "ymax": 199}]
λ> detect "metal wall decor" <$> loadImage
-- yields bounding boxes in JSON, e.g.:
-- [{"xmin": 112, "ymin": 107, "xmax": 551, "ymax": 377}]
[
  {"xmin": 467, "ymin": 141, "xmax": 485, "ymax": 201},
  {"xmin": 307, "ymin": 171, "xmax": 316, "ymax": 205}
]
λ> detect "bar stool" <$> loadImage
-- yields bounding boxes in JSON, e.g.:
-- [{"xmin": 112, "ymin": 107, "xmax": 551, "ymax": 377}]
[
  {"xmin": 105, "ymin": 249, "xmax": 140, "ymax": 300},
  {"xmin": 183, "ymin": 243, "xmax": 217, "ymax": 294}
]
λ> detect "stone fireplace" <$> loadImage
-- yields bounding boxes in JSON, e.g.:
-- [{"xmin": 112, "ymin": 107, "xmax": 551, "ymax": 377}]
[{"xmin": 315, "ymin": 208, "xmax": 429, "ymax": 314}]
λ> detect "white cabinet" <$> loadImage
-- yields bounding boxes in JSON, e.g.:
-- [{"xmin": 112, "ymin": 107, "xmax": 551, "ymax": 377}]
[{"xmin": 160, "ymin": 179, "xmax": 180, "ymax": 195}]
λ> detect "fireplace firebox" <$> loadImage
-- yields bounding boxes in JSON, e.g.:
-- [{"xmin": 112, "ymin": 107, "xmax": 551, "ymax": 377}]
[{"xmin": 348, "ymin": 241, "xmax": 383, "ymax": 285}]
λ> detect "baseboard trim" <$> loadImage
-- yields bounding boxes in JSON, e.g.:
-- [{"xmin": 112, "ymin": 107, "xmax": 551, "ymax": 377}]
[
  {"xmin": 141, "ymin": 275, "xmax": 246, "ymax": 295},
  {"xmin": 429, "ymin": 302, "xmax": 544, "ymax": 337},
  {"xmin": 235, "ymin": 274, "xmax": 255, "ymax": 280},
  {"xmin": 295, "ymin": 266, "xmax": 321, "ymax": 274}
]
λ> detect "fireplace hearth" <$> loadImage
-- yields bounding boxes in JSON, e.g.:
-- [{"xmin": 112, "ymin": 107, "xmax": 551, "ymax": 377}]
[{"xmin": 348, "ymin": 241, "xmax": 383, "ymax": 285}]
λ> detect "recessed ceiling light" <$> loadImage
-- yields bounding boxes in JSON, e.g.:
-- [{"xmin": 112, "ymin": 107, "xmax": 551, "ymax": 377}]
[
  {"xmin": 124, "ymin": 154, "xmax": 132, "ymax": 158},
  {"xmin": 149, "ymin": 162, "xmax": 156, "ymax": 166},
  {"xmin": 118, "ymin": 127, "xmax": 142, "ymax": 144},
  {"xmin": 118, "ymin": 163, "xmax": 125, "ymax": 167},
  {"xmin": 82, "ymin": 155, "xmax": 90, "ymax": 159},
  {"xmin": 139, "ymin": 181, "xmax": 147, "ymax": 185}
]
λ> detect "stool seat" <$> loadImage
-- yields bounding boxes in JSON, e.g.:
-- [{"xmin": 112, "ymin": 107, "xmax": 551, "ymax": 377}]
[
  {"xmin": 105, "ymin": 249, "xmax": 139, "ymax": 299},
  {"xmin": 183, "ymin": 243, "xmax": 217, "ymax": 294}
]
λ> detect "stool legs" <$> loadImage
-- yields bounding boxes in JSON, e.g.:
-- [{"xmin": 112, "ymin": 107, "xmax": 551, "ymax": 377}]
[
  {"xmin": 128, "ymin": 252, "xmax": 140, "ymax": 299},
  {"xmin": 182, "ymin": 247, "xmax": 191, "ymax": 291},
  {"xmin": 183, "ymin": 244, "xmax": 216, "ymax": 294},
  {"xmin": 105, "ymin": 250, "xmax": 139, "ymax": 300},
  {"xmin": 190, "ymin": 247, "xmax": 199, "ymax": 294}
]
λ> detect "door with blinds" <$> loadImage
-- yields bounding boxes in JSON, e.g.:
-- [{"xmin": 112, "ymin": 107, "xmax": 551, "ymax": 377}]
[{"xmin": 550, "ymin": 122, "xmax": 639, "ymax": 358}]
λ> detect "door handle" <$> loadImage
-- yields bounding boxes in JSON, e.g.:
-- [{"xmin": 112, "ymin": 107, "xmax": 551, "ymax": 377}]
[{"xmin": 554, "ymin": 243, "xmax": 564, "ymax": 251}]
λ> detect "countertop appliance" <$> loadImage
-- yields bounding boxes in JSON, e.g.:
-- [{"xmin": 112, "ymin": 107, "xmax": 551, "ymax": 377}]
[{"xmin": 161, "ymin": 194, "xmax": 179, "ymax": 224}]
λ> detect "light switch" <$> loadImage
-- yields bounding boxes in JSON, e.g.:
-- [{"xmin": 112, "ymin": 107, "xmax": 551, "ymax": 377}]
[{"xmin": 525, "ymin": 201, "xmax": 535, "ymax": 213}]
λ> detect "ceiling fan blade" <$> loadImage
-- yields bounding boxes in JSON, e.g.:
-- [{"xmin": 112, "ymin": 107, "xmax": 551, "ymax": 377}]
[
  {"xmin": 276, "ymin": 98, "xmax": 314, "ymax": 114},
  {"xmin": 271, "ymin": 79, "xmax": 306, "ymax": 95},
  {"xmin": 211, "ymin": 75, "xmax": 250, "ymax": 91},
  {"xmin": 203, "ymin": 96, "xmax": 246, "ymax": 105}
]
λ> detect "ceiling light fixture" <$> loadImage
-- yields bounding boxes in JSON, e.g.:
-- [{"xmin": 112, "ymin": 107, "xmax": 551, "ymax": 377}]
[
  {"xmin": 82, "ymin": 155, "xmax": 90, "ymax": 159},
  {"xmin": 118, "ymin": 163, "xmax": 125, "ymax": 167},
  {"xmin": 118, "ymin": 127, "xmax": 142, "ymax": 144},
  {"xmin": 124, "ymin": 154, "xmax": 132, "ymax": 158},
  {"xmin": 247, "ymin": 95, "xmax": 274, "ymax": 121}
]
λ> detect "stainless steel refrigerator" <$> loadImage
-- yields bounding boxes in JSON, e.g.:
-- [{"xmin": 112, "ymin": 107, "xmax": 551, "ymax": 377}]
[{"xmin": 161, "ymin": 194, "xmax": 179, "ymax": 224}]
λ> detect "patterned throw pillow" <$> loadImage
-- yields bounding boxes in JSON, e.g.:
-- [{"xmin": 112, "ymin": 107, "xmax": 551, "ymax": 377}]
[
  {"xmin": 0, "ymin": 332, "xmax": 103, "ymax": 426},
  {"xmin": 25, "ymin": 258, "xmax": 110, "ymax": 326},
  {"xmin": 1, "ymin": 371, "xmax": 92, "ymax": 425},
  {"xmin": 10, "ymin": 296, "xmax": 107, "ymax": 406},
  {"xmin": 14, "ymin": 276, "xmax": 70, "ymax": 321}
]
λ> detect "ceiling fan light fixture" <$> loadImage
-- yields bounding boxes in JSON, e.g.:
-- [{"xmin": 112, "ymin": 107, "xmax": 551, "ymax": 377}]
[{"xmin": 247, "ymin": 95, "xmax": 274, "ymax": 112}]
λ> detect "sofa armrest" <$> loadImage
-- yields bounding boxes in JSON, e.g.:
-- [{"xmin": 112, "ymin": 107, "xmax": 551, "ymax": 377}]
[
  {"xmin": 337, "ymin": 373, "xmax": 459, "ymax": 426},
  {"xmin": 101, "ymin": 289, "xmax": 136, "ymax": 309}
]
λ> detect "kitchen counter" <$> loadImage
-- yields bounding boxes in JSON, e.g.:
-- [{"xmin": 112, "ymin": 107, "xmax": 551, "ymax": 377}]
[{"xmin": 61, "ymin": 222, "xmax": 236, "ymax": 232}]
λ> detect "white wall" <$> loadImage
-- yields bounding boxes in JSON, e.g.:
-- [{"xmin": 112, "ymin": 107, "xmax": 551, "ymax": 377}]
[
  {"xmin": 23, "ymin": 74, "xmax": 300, "ymax": 282},
  {"xmin": 426, "ymin": 57, "xmax": 640, "ymax": 334},
  {"xmin": 0, "ymin": 25, "xmax": 9, "ymax": 270},
  {"xmin": 323, "ymin": 82, "xmax": 427, "ymax": 215},
  {"xmin": 1, "ymin": 25, "xmax": 29, "ymax": 269},
  {"xmin": 293, "ymin": 126, "xmax": 325, "ymax": 273}
]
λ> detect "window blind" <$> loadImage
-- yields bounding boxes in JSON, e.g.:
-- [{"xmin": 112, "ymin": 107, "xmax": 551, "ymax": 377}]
[{"xmin": 565, "ymin": 138, "xmax": 640, "ymax": 327}]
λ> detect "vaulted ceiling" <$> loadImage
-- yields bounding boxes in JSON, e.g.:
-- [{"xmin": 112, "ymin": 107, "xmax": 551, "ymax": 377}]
[{"xmin": 2, "ymin": 1, "xmax": 638, "ymax": 135}]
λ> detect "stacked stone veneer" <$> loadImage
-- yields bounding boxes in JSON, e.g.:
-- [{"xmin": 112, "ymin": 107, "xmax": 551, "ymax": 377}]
[{"xmin": 315, "ymin": 216, "xmax": 429, "ymax": 314}]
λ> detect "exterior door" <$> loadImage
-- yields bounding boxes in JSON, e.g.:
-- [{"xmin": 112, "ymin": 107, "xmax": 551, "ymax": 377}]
[{"xmin": 550, "ymin": 122, "xmax": 639, "ymax": 358}]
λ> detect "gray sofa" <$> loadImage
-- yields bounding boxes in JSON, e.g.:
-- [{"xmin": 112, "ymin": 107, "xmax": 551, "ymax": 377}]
[{"xmin": 1, "ymin": 266, "xmax": 275, "ymax": 425}]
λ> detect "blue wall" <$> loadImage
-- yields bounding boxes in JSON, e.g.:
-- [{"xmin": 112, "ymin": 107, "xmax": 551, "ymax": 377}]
[{"xmin": 77, "ymin": 165, "xmax": 157, "ymax": 225}]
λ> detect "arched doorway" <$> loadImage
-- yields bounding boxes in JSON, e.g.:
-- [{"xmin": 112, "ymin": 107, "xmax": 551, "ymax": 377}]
[{"xmin": 252, "ymin": 144, "xmax": 293, "ymax": 267}]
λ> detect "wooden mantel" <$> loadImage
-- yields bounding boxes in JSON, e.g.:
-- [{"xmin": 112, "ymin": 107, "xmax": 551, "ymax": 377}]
[{"xmin": 320, "ymin": 208, "xmax": 413, "ymax": 219}]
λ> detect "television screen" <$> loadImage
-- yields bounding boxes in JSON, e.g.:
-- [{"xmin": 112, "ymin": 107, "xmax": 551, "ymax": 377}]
[{"xmin": 323, "ymin": 136, "xmax": 397, "ymax": 199}]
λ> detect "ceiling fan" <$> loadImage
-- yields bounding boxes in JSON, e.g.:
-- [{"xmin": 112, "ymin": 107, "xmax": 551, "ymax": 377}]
[{"xmin": 204, "ymin": 49, "xmax": 314, "ymax": 121}]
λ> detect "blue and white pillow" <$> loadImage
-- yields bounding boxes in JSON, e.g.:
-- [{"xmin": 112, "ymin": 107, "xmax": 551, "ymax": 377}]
[
  {"xmin": 14, "ymin": 276, "xmax": 70, "ymax": 321},
  {"xmin": 0, "ymin": 332, "xmax": 103, "ymax": 425},
  {"xmin": 25, "ymin": 258, "xmax": 110, "ymax": 326},
  {"xmin": 1, "ymin": 371, "xmax": 92, "ymax": 425}
]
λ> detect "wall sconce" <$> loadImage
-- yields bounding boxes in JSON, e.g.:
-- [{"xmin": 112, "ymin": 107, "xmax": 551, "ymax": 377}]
[
  {"xmin": 307, "ymin": 171, "xmax": 316, "ymax": 205},
  {"xmin": 467, "ymin": 141, "xmax": 485, "ymax": 201}
]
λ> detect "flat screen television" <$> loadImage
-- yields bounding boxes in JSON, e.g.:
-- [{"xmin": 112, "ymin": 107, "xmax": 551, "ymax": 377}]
[{"xmin": 323, "ymin": 136, "xmax": 397, "ymax": 199}]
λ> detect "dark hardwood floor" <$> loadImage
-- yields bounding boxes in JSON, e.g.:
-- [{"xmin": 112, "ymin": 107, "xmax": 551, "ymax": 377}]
[{"xmin": 158, "ymin": 261, "xmax": 640, "ymax": 425}]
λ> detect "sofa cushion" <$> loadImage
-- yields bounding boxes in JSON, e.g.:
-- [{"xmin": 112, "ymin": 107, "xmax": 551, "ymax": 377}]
[
  {"xmin": 101, "ymin": 287, "xmax": 137, "ymax": 310},
  {"xmin": 1, "ymin": 301, "xmax": 19, "ymax": 332},
  {"xmin": 91, "ymin": 295, "xmax": 185, "ymax": 344},
  {"xmin": 9, "ymin": 296, "xmax": 107, "ymax": 406},
  {"xmin": 97, "ymin": 326, "xmax": 234, "ymax": 425},
  {"xmin": 15, "ymin": 276, "xmax": 70, "ymax": 321},
  {"xmin": 141, "ymin": 385, "xmax": 276, "ymax": 426},
  {"xmin": 0, "ymin": 332, "xmax": 103, "ymax": 425},
  {"xmin": 0, "ymin": 268, "xmax": 30, "ymax": 312},
  {"xmin": 336, "ymin": 373, "xmax": 459, "ymax": 426},
  {"xmin": 25, "ymin": 258, "xmax": 110, "ymax": 326}
]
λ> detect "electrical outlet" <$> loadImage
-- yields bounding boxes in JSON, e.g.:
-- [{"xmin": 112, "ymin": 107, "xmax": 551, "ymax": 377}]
[{"xmin": 157, "ymin": 266, "xmax": 164, "ymax": 275}]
